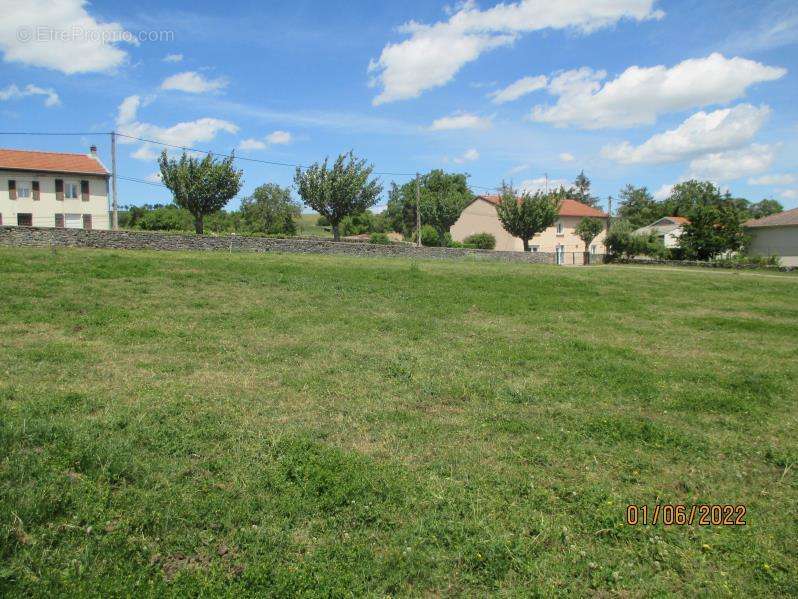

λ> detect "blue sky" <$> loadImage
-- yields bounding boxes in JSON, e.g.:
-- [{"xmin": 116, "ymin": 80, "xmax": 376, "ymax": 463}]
[{"xmin": 2, "ymin": 0, "xmax": 797, "ymax": 211}]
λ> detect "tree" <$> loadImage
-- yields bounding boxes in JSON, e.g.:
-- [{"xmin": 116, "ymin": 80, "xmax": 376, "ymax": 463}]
[
  {"xmin": 617, "ymin": 185, "xmax": 664, "ymax": 228},
  {"xmin": 158, "ymin": 150, "xmax": 243, "ymax": 234},
  {"xmin": 495, "ymin": 184, "xmax": 559, "ymax": 252},
  {"xmin": 384, "ymin": 183, "xmax": 405, "ymax": 233},
  {"xmin": 679, "ymin": 204, "xmax": 747, "ymax": 260},
  {"xmin": 293, "ymin": 151, "xmax": 382, "ymax": 241},
  {"xmin": 575, "ymin": 217, "xmax": 604, "ymax": 253},
  {"xmin": 573, "ymin": 170, "xmax": 599, "ymax": 207},
  {"xmin": 662, "ymin": 180, "xmax": 725, "ymax": 216},
  {"xmin": 604, "ymin": 220, "xmax": 663, "ymax": 259},
  {"xmin": 240, "ymin": 183, "xmax": 301, "ymax": 235},
  {"xmin": 392, "ymin": 170, "xmax": 473, "ymax": 241},
  {"xmin": 748, "ymin": 198, "xmax": 783, "ymax": 220}
]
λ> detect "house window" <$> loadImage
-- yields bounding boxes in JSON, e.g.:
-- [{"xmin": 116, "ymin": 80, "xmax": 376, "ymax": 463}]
[
  {"xmin": 590, "ymin": 245, "xmax": 597, "ymax": 254},
  {"xmin": 64, "ymin": 181, "xmax": 79, "ymax": 199},
  {"xmin": 556, "ymin": 222, "xmax": 564, "ymax": 235},
  {"xmin": 530, "ymin": 245, "xmax": 539, "ymax": 252},
  {"xmin": 17, "ymin": 213, "xmax": 33, "ymax": 227},
  {"xmin": 17, "ymin": 181, "xmax": 31, "ymax": 199}
]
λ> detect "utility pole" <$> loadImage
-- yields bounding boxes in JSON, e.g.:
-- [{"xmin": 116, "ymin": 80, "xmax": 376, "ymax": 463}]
[
  {"xmin": 110, "ymin": 131, "xmax": 119, "ymax": 230},
  {"xmin": 415, "ymin": 172, "xmax": 421, "ymax": 248}
]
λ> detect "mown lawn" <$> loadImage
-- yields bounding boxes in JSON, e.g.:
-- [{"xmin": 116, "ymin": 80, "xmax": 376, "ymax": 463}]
[{"xmin": 0, "ymin": 247, "xmax": 796, "ymax": 597}]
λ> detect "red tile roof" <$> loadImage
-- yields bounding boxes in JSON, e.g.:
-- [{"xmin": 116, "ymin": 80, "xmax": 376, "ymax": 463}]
[
  {"xmin": 0, "ymin": 148, "xmax": 109, "ymax": 176},
  {"xmin": 476, "ymin": 195, "xmax": 608, "ymax": 218},
  {"xmin": 744, "ymin": 207, "xmax": 798, "ymax": 228},
  {"xmin": 662, "ymin": 216, "xmax": 690, "ymax": 225}
]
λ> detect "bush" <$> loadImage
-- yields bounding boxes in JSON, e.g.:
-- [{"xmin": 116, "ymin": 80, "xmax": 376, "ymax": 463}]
[
  {"xmin": 463, "ymin": 233, "xmax": 496, "ymax": 250},
  {"xmin": 420, "ymin": 224, "xmax": 441, "ymax": 246},
  {"xmin": 369, "ymin": 232, "xmax": 391, "ymax": 245},
  {"xmin": 316, "ymin": 215, "xmax": 330, "ymax": 227}
]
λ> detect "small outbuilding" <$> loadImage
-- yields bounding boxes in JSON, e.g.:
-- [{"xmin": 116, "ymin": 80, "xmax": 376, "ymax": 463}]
[{"xmin": 744, "ymin": 207, "xmax": 798, "ymax": 266}]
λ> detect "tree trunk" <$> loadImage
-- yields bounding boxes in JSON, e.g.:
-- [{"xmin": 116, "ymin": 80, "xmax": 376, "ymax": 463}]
[
  {"xmin": 194, "ymin": 214, "xmax": 204, "ymax": 235},
  {"xmin": 522, "ymin": 238, "xmax": 530, "ymax": 252},
  {"xmin": 331, "ymin": 223, "xmax": 340, "ymax": 241}
]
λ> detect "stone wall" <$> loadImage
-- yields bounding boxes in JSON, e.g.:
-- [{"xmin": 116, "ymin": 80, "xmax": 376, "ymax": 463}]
[
  {"xmin": 613, "ymin": 257, "xmax": 796, "ymax": 272},
  {"xmin": 0, "ymin": 226, "xmax": 557, "ymax": 264}
]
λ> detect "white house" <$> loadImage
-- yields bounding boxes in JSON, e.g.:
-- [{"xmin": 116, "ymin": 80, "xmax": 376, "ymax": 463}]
[
  {"xmin": 0, "ymin": 147, "xmax": 111, "ymax": 230},
  {"xmin": 633, "ymin": 216, "xmax": 689, "ymax": 248}
]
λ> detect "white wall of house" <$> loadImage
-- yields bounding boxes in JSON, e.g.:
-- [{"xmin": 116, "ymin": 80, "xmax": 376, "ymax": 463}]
[
  {"xmin": 746, "ymin": 226, "xmax": 798, "ymax": 266},
  {"xmin": 0, "ymin": 171, "xmax": 110, "ymax": 230},
  {"xmin": 450, "ymin": 198, "xmax": 608, "ymax": 253}
]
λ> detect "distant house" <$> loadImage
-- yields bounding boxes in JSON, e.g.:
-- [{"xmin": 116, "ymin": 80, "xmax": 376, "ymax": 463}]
[
  {"xmin": 450, "ymin": 195, "xmax": 608, "ymax": 259},
  {"xmin": 744, "ymin": 207, "xmax": 798, "ymax": 266},
  {"xmin": 634, "ymin": 216, "xmax": 689, "ymax": 248},
  {"xmin": 0, "ymin": 147, "xmax": 111, "ymax": 230}
]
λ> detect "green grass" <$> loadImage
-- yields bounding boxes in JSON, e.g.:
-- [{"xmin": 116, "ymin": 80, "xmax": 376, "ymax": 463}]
[
  {"xmin": 0, "ymin": 247, "xmax": 796, "ymax": 597},
  {"xmin": 295, "ymin": 213, "xmax": 332, "ymax": 237}
]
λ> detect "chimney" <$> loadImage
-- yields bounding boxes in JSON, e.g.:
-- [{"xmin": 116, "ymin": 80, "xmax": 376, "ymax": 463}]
[{"xmin": 90, "ymin": 145, "xmax": 98, "ymax": 156}]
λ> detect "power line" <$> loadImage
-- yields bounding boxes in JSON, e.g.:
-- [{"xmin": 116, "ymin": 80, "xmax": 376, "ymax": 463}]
[{"xmin": 2, "ymin": 130, "xmax": 503, "ymax": 192}]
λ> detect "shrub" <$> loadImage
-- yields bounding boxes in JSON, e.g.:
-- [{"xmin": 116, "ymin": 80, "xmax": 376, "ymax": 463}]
[
  {"xmin": 420, "ymin": 224, "xmax": 441, "ymax": 246},
  {"xmin": 316, "ymin": 215, "xmax": 330, "ymax": 227},
  {"xmin": 369, "ymin": 232, "xmax": 391, "ymax": 245},
  {"xmin": 463, "ymin": 233, "xmax": 496, "ymax": 250}
]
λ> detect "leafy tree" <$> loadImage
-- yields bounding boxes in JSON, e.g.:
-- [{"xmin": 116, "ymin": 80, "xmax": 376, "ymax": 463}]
[
  {"xmin": 392, "ymin": 170, "xmax": 473, "ymax": 240},
  {"xmin": 573, "ymin": 170, "xmax": 599, "ymax": 207},
  {"xmin": 679, "ymin": 204, "xmax": 747, "ymax": 260},
  {"xmin": 384, "ymin": 183, "xmax": 405, "ymax": 233},
  {"xmin": 748, "ymin": 199, "xmax": 783, "ymax": 220},
  {"xmin": 495, "ymin": 184, "xmax": 560, "ymax": 252},
  {"xmin": 293, "ymin": 151, "xmax": 382, "ymax": 241},
  {"xmin": 158, "ymin": 150, "xmax": 243, "ymax": 234},
  {"xmin": 136, "ymin": 205, "xmax": 193, "ymax": 231},
  {"xmin": 240, "ymin": 183, "xmax": 301, "ymax": 235},
  {"xmin": 662, "ymin": 180, "xmax": 725, "ymax": 216},
  {"xmin": 575, "ymin": 217, "xmax": 604, "ymax": 252},
  {"xmin": 604, "ymin": 220, "xmax": 663, "ymax": 259},
  {"xmin": 617, "ymin": 185, "xmax": 664, "ymax": 228}
]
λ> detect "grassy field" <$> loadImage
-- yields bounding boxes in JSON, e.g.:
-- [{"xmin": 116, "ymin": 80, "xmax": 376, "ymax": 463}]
[
  {"xmin": 0, "ymin": 248, "xmax": 796, "ymax": 597},
  {"xmin": 294, "ymin": 213, "xmax": 332, "ymax": 238}
]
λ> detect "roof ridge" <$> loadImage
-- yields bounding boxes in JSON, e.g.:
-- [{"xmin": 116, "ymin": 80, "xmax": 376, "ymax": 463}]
[{"xmin": 0, "ymin": 147, "xmax": 96, "ymax": 158}]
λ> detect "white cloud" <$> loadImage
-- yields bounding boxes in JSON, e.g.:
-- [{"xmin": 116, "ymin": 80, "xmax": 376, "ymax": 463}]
[
  {"xmin": 430, "ymin": 112, "xmax": 491, "ymax": 131},
  {"xmin": 688, "ymin": 143, "xmax": 775, "ymax": 181},
  {"xmin": 144, "ymin": 172, "xmax": 162, "ymax": 183},
  {"xmin": 653, "ymin": 183, "xmax": 674, "ymax": 200},
  {"xmin": 238, "ymin": 130, "xmax": 292, "ymax": 151},
  {"xmin": 559, "ymin": 152, "xmax": 574, "ymax": 162},
  {"xmin": 489, "ymin": 75, "xmax": 547, "ymax": 104},
  {"xmin": 519, "ymin": 176, "xmax": 569, "ymax": 194},
  {"xmin": 369, "ymin": 0, "xmax": 663, "ymax": 105},
  {"xmin": 0, "ymin": 83, "xmax": 59, "ymax": 107},
  {"xmin": 778, "ymin": 189, "xmax": 798, "ymax": 200},
  {"xmin": 602, "ymin": 104, "xmax": 771, "ymax": 164},
  {"xmin": 238, "ymin": 138, "xmax": 267, "ymax": 151},
  {"xmin": 131, "ymin": 145, "xmax": 158, "ymax": 161},
  {"xmin": 161, "ymin": 71, "xmax": 227, "ymax": 94},
  {"xmin": 265, "ymin": 130, "xmax": 292, "ymax": 145},
  {"xmin": 453, "ymin": 148, "xmax": 479, "ymax": 164},
  {"xmin": 163, "ymin": 53, "xmax": 183, "ymax": 63},
  {"xmin": 748, "ymin": 173, "xmax": 795, "ymax": 185},
  {"xmin": 0, "ymin": 0, "xmax": 133, "ymax": 74},
  {"xmin": 508, "ymin": 163, "xmax": 530, "ymax": 175},
  {"xmin": 532, "ymin": 53, "xmax": 786, "ymax": 129},
  {"xmin": 115, "ymin": 94, "xmax": 239, "ymax": 159}
]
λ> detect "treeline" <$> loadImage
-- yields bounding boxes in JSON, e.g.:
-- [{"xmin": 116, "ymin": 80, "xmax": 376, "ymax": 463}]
[{"xmin": 609, "ymin": 180, "xmax": 783, "ymax": 261}]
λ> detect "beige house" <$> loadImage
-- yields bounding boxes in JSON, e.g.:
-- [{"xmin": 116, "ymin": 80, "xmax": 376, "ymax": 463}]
[
  {"xmin": 0, "ymin": 147, "xmax": 111, "ymax": 230},
  {"xmin": 451, "ymin": 195, "xmax": 609, "ymax": 259},
  {"xmin": 634, "ymin": 216, "xmax": 689, "ymax": 248},
  {"xmin": 744, "ymin": 207, "xmax": 798, "ymax": 266}
]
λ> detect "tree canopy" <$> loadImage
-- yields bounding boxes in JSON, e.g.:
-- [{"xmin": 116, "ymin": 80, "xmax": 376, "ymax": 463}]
[
  {"xmin": 158, "ymin": 150, "xmax": 244, "ymax": 234},
  {"xmin": 575, "ymin": 218, "xmax": 605, "ymax": 252},
  {"xmin": 679, "ymin": 204, "xmax": 747, "ymax": 261},
  {"xmin": 573, "ymin": 170, "xmax": 599, "ymax": 207},
  {"xmin": 293, "ymin": 151, "xmax": 382, "ymax": 241},
  {"xmin": 495, "ymin": 184, "xmax": 560, "ymax": 252},
  {"xmin": 239, "ymin": 183, "xmax": 301, "ymax": 235}
]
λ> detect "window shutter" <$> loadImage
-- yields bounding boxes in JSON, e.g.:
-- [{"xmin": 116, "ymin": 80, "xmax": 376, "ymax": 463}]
[
  {"xmin": 82, "ymin": 214, "xmax": 92, "ymax": 230},
  {"xmin": 55, "ymin": 179, "xmax": 64, "ymax": 201},
  {"xmin": 32, "ymin": 181, "xmax": 40, "ymax": 201},
  {"xmin": 81, "ymin": 180, "xmax": 90, "ymax": 201},
  {"xmin": 8, "ymin": 180, "xmax": 16, "ymax": 200},
  {"xmin": 55, "ymin": 213, "xmax": 64, "ymax": 228}
]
